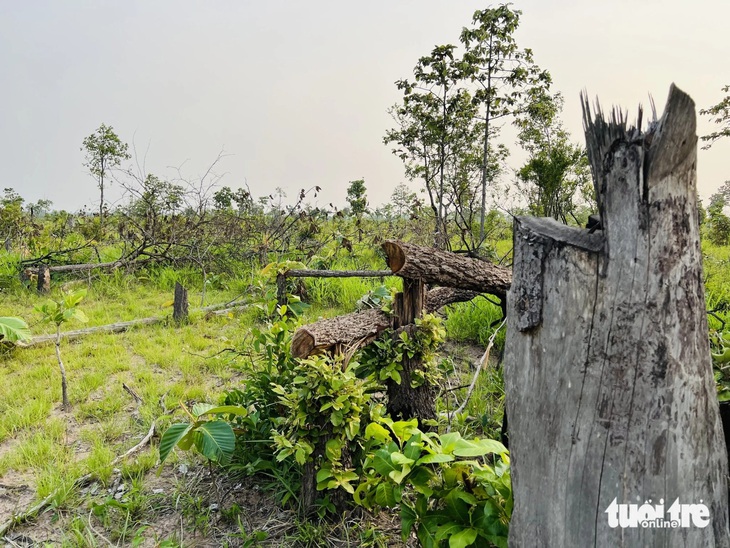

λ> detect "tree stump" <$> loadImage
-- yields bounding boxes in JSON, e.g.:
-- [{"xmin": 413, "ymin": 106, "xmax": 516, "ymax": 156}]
[
  {"xmin": 504, "ymin": 85, "xmax": 729, "ymax": 546},
  {"xmin": 386, "ymin": 278, "xmax": 437, "ymax": 424},
  {"xmin": 36, "ymin": 265, "xmax": 50, "ymax": 294},
  {"xmin": 173, "ymin": 282, "xmax": 188, "ymax": 324}
]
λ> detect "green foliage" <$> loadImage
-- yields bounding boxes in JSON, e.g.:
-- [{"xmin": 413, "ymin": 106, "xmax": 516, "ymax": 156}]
[
  {"xmin": 355, "ymin": 417, "xmax": 511, "ymax": 547},
  {"xmin": 357, "ymin": 314, "xmax": 446, "ymax": 387},
  {"xmin": 700, "ymin": 84, "xmax": 730, "ymax": 149},
  {"xmin": 158, "ymin": 402, "xmax": 244, "ymax": 464},
  {"xmin": 515, "ymin": 91, "xmax": 593, "ymax": 222},
  {"xmin": 346, "ymin": 179, "xmax": 368, "ymax": 217},
  {"xmin": 81, "ymin": 123, "xmax": 131, "ymax": 218},
  {"xmin": 712, "ymin": 331, "xmax": 730, "ymax": 401},
  {"xmin": 36, "ymin": 289, "xmax": 89, "ymax": 327},
  {"xmin": 271, "ymin": 354, "xmax": 372, "ymax": 495},
  {"xmin": 706, "ymin": 182, "xmax": 730, "ymax": 246},
  {"xmin": 0, "ymin": 316, "xmax": 31, "ymax": 343}
]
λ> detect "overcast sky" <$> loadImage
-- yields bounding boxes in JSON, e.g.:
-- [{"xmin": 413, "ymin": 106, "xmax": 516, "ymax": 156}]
[{"xmin": 1, "ymin": 1, "xmax": 728, "ymax": 212}]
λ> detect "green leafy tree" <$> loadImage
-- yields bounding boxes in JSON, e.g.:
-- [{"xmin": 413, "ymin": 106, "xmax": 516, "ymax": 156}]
[
  {"xmin": 385, "ymin": 45, "xmax": 482, "ymax": 249},
  {"xmin": 346, "ymin": 179, "xmax": 368, "ymax": 217},
  {"xmin": 514, "ymin": 91, "xmax": 593, "ymax": 222},
  {"xmin": 460, "ymin": 4, "xmax": 552, "ymax": 245},
  {"xmin": 36, "ymin": 290, "xmax": 88, "ymax": 410},
  {"xmin": 706, "ymin": 182, "xmax": 730, "ymax": 246},
  {"xmin": 82, "ymin": 124, "xmax": 130, "ymax": 220},
  {"xmin": 701, "ymin": 85, "xmax": 730, "ymax": 149}
]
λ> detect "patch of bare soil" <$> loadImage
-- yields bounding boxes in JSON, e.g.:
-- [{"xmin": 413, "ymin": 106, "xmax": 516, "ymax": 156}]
[{"xmin": 3, "ymin": 462, "xmax": 411, "ymax": 547}]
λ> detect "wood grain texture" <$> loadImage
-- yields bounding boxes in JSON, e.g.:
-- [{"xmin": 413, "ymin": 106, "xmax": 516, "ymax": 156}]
[
  {"xmin": 382, "ymin": 240, "xmax": 512, "ymax": 298},
  {"xmin": 504, "ymin": 85, "xmax": 729, "ymax": 547}
]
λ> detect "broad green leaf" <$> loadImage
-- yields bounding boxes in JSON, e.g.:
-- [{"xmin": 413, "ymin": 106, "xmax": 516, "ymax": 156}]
[
  {"xmin": 417, "ymin": 521, "xmax": 438, "ymax": 548},
  {"xmin": 435, "ymin": 523, "xmax": 464, "ymax": 543},
  {"xmin": 449, "ymin": 527, "xmax": 478, "ymax": 548},
  {"xmin": 0, "ymin": 317, "xmax": 31, "ymax": 342},
  {"xmin": 401, "ymin": 503, "xmax": 417, "ymax": 540},
  {"xmin": 192, "ymin": 402, "xmax": 216, "ymax": 417},
  {"xmin": 375, "ymin": 482, "xmax": 397, "ymax": 508},
  {"xmin": 195, "ymin": 421, "xmax": 235, "ymax": 464},
  {"xmin": 325, "ymin": 439, "xmax": 342, "ymax": 461},
  {"xmin": 391, "ymin": 452, "xmax": 415, "ymax": 466},
  {"xmin": 417, "ymin": 453, "xmax": 455, "ymax": 465},
  {"xmin": 391, "ymin": 418, "xmax": 419, "ymax": 442},
  {"xmin": 365, "ymin": 422, "xmax": 391, "ymax": 443},
  {"xmin": 72, "ymin": 309, "xmax": 88, "ymax": 323},
  {"xmin": 159, "ymin": 423, "xmax": 193, "ymax": 463},
  {"xmin": 195, "ymin": 404, "xmax": 248, "ymax": 417},
  {"xmin": 372, "ymin": 450, "xmax": 398, "ymax": 477},
  {"xmin": 453, "ymin": 438, "xmax": 507, "ymax": 457}
]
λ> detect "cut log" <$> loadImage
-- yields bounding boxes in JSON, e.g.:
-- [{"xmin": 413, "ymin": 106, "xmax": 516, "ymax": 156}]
[
  {"xmin": 291, "ymin": 308, "xmax": 390, "ymax": 359},
  {"xmin": 425, "ymin": 287, "xmax": 480, "ymax": 313},
  {"xmin": 382, "ymin": 240, "xmax": 511, "ymax": 298},
  {"xmin": 37, "ymin": 265, "xmax": 50, "ymax": 294},
  {"xmin": 504, "ymin": 85, "xmax": 729, "ymax": 546},
  {"xmin": 291, "ymin": 287, "xmax": 481, "ymax": 359}
]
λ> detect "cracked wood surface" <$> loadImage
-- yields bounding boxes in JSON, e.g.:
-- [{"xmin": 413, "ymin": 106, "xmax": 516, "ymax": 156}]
[{"xmin": 504, "ymin": 85, "xmax": 729, "ymax": 547}]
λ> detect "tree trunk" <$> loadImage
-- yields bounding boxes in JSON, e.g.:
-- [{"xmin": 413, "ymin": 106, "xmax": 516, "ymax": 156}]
[
  {"xmin": 504, "ymin": 85, "xmax": 729, "ymax": 546},
  {"xmin": 386, "ymin": 279, "xmax": 436, "ymax": 424},
  {"xmin": 382, "ymin": 240, "xmax": 511, "ymax": 299},
  {"xmin": 292, "ymin": 308, "xmax": 391, "ymax": 359},
  {"xmin": 173, "ymin": 282, "xmax": 188, "ymax": 324},
  {"xmin": 55, "ymin": 326, "xmax": 70, "ymax": 411},
  {"xmin": 37, "ymin": 265, "xmax": 50, "ymax": 294}
]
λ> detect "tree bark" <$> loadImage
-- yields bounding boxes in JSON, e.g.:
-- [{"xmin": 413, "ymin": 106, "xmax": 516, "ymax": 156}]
[
  {"xmin": 291, "ymin": 287, "xmax": 481, "ymax": 359},
  {"xmin": 504, "ymin": 85, "xmax": 729, "ymax": 546},
  {"xmin": 382, "ymin": 240, "xmax": 511, "ymax": 299},
  {"xmin": 37, "ymin": 265, "xmax": 50, "ymax": 294},
  {"xmin": 173, "ymin": 282, "xmax": 188, "ymax": 324},
  {"xmin": 291, "ymin": 308, "xmax": 390, "ymax": 359},
  {"xmin": 385, "ymin": 279, "xmax": 436, "ymax": 424}
]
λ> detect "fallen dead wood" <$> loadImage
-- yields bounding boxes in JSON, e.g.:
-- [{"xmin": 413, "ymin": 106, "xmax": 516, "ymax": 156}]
[
  {"xmin": 382, "ymin": 240, "xmax": 512, "ymax": 299},
  {"xmin": 283, "ymin": 269, "xmax": 392, "ymax": 279},
  {"xmin": 291, "ymin": 287, "xmax": 482, "ymax": 359},
  {"xmin": 0, "ymin": 421, "xmax": 156, "ymax": 537},
  {"xmin": 18, "ymin": 300, "xmax": 250, "ymax": 347},
  {"xmin": 292, "ymin": 308, "xmax": 390, "ymax": 359}
]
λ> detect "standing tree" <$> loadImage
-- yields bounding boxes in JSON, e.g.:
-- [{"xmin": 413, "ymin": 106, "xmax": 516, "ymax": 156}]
[
  {"xmin": 346, "ymin": 178, "xmax": 368, "ymax": 217},
  {"xmin": 385, "ymin": 45, "xmax": 482, "ymax": 249},
  {"xmin": 82, "ymin": 124, "xmax": 130, "ymax": 222},
  {"xmin": 706, "ymin": 181, "xmax": 730, "ymax": 246},
  {"xmin": 514, "ymin": 91, "xmax": 593, "ymax": 222},
  {"xmin": 701, "ymin": 84, "xmax": 730, "ymax": 149},
  {"xmin": 460, "ymin": 4, "xmax": 551, "ymax": 245}
]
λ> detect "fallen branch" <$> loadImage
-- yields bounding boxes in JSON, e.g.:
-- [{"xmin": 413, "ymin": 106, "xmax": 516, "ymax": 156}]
[
  {"xmin": 0, "ymin": 421, "xmax": 156, "ymax": 537},
  {"xmin": 18, "ymin": 300, "xmax": 250, "ymax": 347},
  {"xmin": 448, "ymin": 319, "xmax": 506, "ymax": 420}
]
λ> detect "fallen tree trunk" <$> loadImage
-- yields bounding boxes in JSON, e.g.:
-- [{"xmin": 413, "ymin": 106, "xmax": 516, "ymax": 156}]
[
  {"xmin": 382, "ymin": 240, "xmax": 512, "ymax": 299},
  {"xmin": 19, "ymin": 300, "xmax": 250, "ymax": 347},
  {"xmin": 291, "ymin": 287, "xmax": 482, "ymax": 359},
  {"xmin": 291, "ymin": 308, "xmax": 390, "ymax": 359}
]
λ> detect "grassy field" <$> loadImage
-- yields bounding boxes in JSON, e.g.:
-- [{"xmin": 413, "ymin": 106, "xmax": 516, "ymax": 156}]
[{"xmin": 0, "ymin": 231, "xmax": 727, "ymax": 546}]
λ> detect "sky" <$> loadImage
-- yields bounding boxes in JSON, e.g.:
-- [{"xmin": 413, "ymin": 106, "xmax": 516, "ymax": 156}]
[{"xmin": 0, "ymin": 0, "xmax": 728, "ymax": 213}]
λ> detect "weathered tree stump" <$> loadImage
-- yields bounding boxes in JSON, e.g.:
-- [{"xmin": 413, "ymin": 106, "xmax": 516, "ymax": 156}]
[
  {"xmin": 386, "ymin": 278, "xmax": 437, "ymax": 424},
  {"xmin": 36, "ymin": 265, "xmax": 50, "ymax": 294},
  {"xmin": 173, "ymin": 282, "xmax": 188, "ymax": 324},
  {"xmin": 504, "ymin": 85, "xmax": 729, "ymax": 546}
]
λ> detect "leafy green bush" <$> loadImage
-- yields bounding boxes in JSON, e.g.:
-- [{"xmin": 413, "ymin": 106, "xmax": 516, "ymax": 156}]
[{"xmin": 355, "ymin": 416, "xmax": 511, "ymax": 548}]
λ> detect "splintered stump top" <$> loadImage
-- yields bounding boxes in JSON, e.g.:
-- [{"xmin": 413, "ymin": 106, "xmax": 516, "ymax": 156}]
[{"xmin": 504, "ymin": 85, "xmax": 729, "ymax": 546}]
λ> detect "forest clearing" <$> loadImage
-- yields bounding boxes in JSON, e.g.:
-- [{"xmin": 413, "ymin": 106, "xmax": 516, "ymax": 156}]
[{"xmin": 2, "ymin": 2, "xmax": 730, "ymax": 547}]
